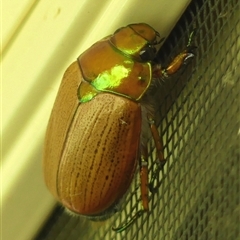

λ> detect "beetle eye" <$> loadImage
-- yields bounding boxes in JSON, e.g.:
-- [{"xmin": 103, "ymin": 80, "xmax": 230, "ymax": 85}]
[{"xmin": 139, "ymin": 46, "xmax": 156, "ymax": 61}]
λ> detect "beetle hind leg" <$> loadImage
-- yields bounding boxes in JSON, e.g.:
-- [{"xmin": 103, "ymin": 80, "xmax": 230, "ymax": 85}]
[
  {"xmin": 112, "ymin": 120, "xmax": 164, "ymax": 232},
  {"xmin": 147, "ymin": 113, "xmax": 166, "ymax": 192},
  {"xmin": 139, "ymin": 143, "xmax": 150, "ymax": 210},
  {"xmin": 112, "ymin": 143, "xmax": 150, "ymax": 232},
  {"xmin": 112, "ymin": 209, "xmax": 144, "ymax": 233}
]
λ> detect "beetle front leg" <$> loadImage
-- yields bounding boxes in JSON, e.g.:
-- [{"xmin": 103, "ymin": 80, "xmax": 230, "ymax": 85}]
[
  {"xmin": 153, "ymin": 48, "xmax": 195, "ymax": 78},
  {"xmin": 153, "ymin": 29, "xmax": 196, "ymax": 79}
]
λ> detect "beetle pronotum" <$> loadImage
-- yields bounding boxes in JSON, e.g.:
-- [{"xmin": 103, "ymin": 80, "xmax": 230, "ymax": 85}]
[{"xmin": 43, "ymin": 23, "xmax": 195, "ymax": 232}]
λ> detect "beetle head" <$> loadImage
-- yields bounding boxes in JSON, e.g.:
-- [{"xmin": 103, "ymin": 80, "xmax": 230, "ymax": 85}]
[
  {"xmin": 110, "ymin": 23, "xmax": 160, "ymax": 62},
  {"xmin": 129, "ymin": 23, "xmax": 158, "ymax": 43}
]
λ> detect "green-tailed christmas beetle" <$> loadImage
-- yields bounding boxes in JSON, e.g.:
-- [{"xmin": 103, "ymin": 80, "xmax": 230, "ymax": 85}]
[{"xmin": 43, "ymin": 23, "xmax": 195, "ymax": 232}]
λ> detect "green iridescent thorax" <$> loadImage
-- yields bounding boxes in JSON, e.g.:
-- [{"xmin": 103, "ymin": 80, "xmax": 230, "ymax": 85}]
[
  {"xmin": 92, "ymin": 63, "xmax": 131, "ymax": 91},
  {"xmin": 78, "ymin": 24, "xmax": 155, "ymax": 103}
]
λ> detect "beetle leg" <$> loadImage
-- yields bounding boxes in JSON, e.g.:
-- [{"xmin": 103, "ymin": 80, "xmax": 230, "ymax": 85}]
[
  {"xmin": 162, "ymin": 47, "xmax": 195, "ymax": 77},
  {"xmin": 147, "ymin": 113, "xmax": 166, "ymax": 193},
  {"xmin": 112, "ymin": 144, "xmax": 150, "ymax": 232},
  {"xmin": 153, "ymin": 29, "xmax": 196, "ymax": 79},
  {"xmin": 139, "ymin": 143, "xmax": 150, "ymax": 211},
  {"xmin": 112, "ymin": 210, "xmax": 144, "ymax": 233}
]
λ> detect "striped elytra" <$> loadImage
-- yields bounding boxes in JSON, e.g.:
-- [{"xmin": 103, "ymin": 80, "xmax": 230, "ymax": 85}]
[{"xmin": 43, "ymin": 61, "xmax": 142, "ymax": 215}]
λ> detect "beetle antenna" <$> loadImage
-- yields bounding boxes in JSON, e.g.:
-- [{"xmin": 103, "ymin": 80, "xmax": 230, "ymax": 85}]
[{"xmin": 112, "ymin": 209, "xmax": 144, "ymax": 233}]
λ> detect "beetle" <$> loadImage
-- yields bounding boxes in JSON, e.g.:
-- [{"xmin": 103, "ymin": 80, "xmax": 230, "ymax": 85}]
[{"xmin": 43, "ymin": 23, "xmax": 195, "ymax": 232}]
